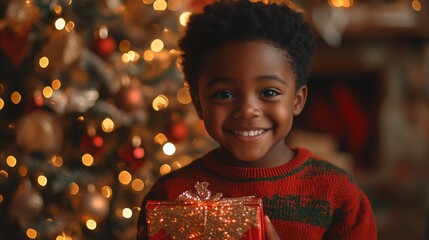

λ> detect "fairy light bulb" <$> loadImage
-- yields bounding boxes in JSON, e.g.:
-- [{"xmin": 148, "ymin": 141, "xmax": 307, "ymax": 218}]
[
  {"xmin": 162, "ymin": 142, "xmax": 176, "ymax": 156},
  {"xmin": 42, "ymin": 86, "xmax": 54, "ymax": 98},
  {"xmin": 153, "ymin": 0, "xmax": 167, "ymax": 11},
  {"xmin": 26, "ymin": 228, "xmax": 37, "ymax": 239},
  {"xmin": 101, "ymin": 118, "xmax": 115, "ymax": 133},
  {"xmin": 39, "ymin": 56, "xmax": 49, "ymax": 68},
  {"xmin": 6, "ymin": 155, "xmax": 17, "ymax": 167},
  {"xmin": 86, "ymin": 219, "xmax": 97, "ymax": 230},
  {"xmin": 151, "ymin": 39, "xmax": 164, "ymax": 52},
  {"xmin": 143, "ymin": 50, "xmax": 155, "ymax": 61},
  {"xmin": 152, "ymin": 94, "xmax": 169, "ymax": 111},
  {"xmin": 179, "ymin": 12, "xmax": 192, "ymax": 26},
  {"xmin": 122, "ymin": 208, "xmax": 133, "ymax": 218},
  {"xmin": 118, "ymin": 170, "xmax": 132, "ymax": 185},
  {"xmin": 160, "ymin": 164, "xmax": 172, "ymax": 175},
  {"xmin": 52, "ymin": 79, "xmax": 61, "ymax": 90},
  {"xmin": 55, "ymin": 18, "xmax": 66, "ymax": 30},
  {"xmin": 101, "ymin": 186, "xmax": 113, "ymax": 198},
  {"xmin": 82, "ymin": 153, "xmax": 94, "ymax": 166},
  {"xmin": 70, "ymin": 182, "xmax": 79, "ymax": 195},
  {"xmin": 11, "ymin": 91, "xmax": 21, "ymax": 104},
  {"xmin": 38, "ymin": 175, "xmax": 48, "ymax": 187},
  {"xmin": 132, "ymin": 179, "xmax": 145, "ymax": 192},
  {"xmin": 177, "ymin": 87, "xmax": 192, "ymax": 104}
]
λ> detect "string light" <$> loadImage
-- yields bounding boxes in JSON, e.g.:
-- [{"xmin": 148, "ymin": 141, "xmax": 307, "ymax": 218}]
[
  {"xmin": 98, "ymin": 25, "xmax": 109, "ymax": 39},
  {"xmin": 122, "ymin": 208, "xmax": 133, "ymax": 218},
  {"xmin": 65, "ymin": 21, "xmax": 75, "ymax": 32},
  {"xmin": 11, "ymin": 91, "xmax": 21, "ymax": 104},
  {"xmin": 152, "ymin": 94, "xmax": 169, "ymax": 111},
  {"xmin": 154, "ymin": 133, "xmax": 168, "ymax": 145},
  {"xmin": 412, "ymin": 0, "xmax": 422, "ymax": 11},
  {"xmin": 50, "ymin": 155, "xmax": 63, "ymax": 167},
  {"xmin": 177, "ymin": 87, "xmax": 192, "ymax": 104},
  {"xmin": 55, "ymin": 18, "xmax": 66, "ymax": 30},
  {"xmin": 160, "ymin": 164, "xmax": 172, "ymax": 175},
  {"xmin": 118, "ymin": 170, "xmax": 132, "ymax": 185},
  {"xmin": 168, "ymin": 0, "xmax": 182, "ymax": 11},
  {"xmin": 26, "ymin": 228, "xmax": 37, "ymax": 239},
  {"xmin": 131, "ymin": 178, "xmax": 145, "ymax": 192},
  {"xmin": 38, "ymin": 175, "xmax": 48, "ymax": 187},
  {"xmin": 6, "ymin": 155, "xmax": 17, "ymax": 167},
  {"xmin": 0, "ymin": 170, "xmax": 8, "ymax": 179},
  {"xmin": 151, "ymin": 39, "xmax": 164, "ymax": 52},
  {"xmin": 0, "ymin": 98, "xmax": 3, "ymax": 110},
  {"xmin": 54, "ymin": 4, "xmax": 63, "ymax": 14},
  {"xmin": 143, "ymin": 49, "xmax": 155, "ymax": 61},
  {"xmin": 86, "ymin": 219, "xmax": 97, "ymax": 230},
  {"xmin": 153, "ymin": 0, "xmax": 167, "ymax": 11},
  {"xmin": 52, "ymin": 79, "xmax": 62, "ymax": 90},
  {"xmin": 39, "ymin": 56, "xmax": 50, "ymax": 68},
  {"xmin": 119, "ymin": 40, "xmax": 131, "ymax": 52},
  {"xmin": 69, "ymin": 182, "xmax": 79, "ymax": 195},
  {"xmin": 179, "ymin": 12, "xmax": 192, "ymax": 26},
  {"xmin": 42, "ymin": 86, "xmax": 54, "ymax": 98},
  {"xmin": 101, "ymin": 186, "xmax": 113, "ymax": 198},
  {"xmin": 162, "ymin": 142, "xmax": 176, "ymax": 156},
  {"xmin": 101, "ymin": 117, "xmax": 115, "ymax": 133},
  {"xmin": 18, "ymin": 166, "xmax": 27, "ymax": 177},
  {"xmin": 82, "ymin": 153, "xmax": 94, "ymax": 167},
  {"xmin": 328, "ymin": 0, "xmax": 353, "ymax": 8}
]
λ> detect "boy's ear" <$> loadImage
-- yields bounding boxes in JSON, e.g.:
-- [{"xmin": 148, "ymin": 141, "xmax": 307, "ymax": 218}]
[
  {"xmin": 192, "ymin": 95, "xmax": 203, "ymax": 119},
  {"xmin": 293, "ymin": 85, "xmax": 308, "ymax": 116}
]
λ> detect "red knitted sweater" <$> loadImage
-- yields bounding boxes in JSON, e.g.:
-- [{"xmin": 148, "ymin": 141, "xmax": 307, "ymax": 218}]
[{"xmin": 137, "ymin": 147, "xmax": 377, "ymax": 240}]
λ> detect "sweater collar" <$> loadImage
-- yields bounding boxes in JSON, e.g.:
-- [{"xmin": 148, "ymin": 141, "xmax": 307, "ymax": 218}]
[{"xmin": 201, "ymin": 147, "xmax": 313, "ymax": 181}]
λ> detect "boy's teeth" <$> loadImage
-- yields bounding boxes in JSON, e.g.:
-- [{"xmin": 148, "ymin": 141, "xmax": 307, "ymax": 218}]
[{"xmin": 234, "ymin": 130, "xmax": 264, "ymax": 137}]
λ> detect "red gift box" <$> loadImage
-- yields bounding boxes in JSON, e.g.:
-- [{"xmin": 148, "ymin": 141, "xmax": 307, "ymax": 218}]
[{"xmin": 146, "ymin": 182, "xmax": 265, "ymax": 240}]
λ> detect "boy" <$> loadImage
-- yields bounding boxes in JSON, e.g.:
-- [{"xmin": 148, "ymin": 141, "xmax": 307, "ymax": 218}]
[{"xmin": 137, "ymin": 0, "xmax": 377, "ymax": 239}]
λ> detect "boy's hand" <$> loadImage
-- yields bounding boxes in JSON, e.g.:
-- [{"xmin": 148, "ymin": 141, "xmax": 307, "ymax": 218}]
[{"xmin": 265, "ymin": 215, "xmax": 281, "ymax": 240}]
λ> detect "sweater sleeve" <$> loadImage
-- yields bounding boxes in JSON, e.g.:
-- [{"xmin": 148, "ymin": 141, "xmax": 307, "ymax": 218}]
[{"xmin": 323, "ymin": 192, "xmax": 377, "ymax": 240}]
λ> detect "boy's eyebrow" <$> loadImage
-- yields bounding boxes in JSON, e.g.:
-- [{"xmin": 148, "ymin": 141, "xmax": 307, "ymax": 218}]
[
  {"xmin": 207, "ymin": 75, "xmax": 286, "ymax": 87},
  {"xmin": 256, "ymin": 75, "xmax": 287, "ymax": 85},
  {"xmin": 206, "ymin": 76, "xmax": 232, "ymax": 88}
]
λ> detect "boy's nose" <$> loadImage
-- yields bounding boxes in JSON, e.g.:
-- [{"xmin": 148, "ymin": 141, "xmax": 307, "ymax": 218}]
[{"xmin": 232, "ymin": 97, "xmax": 261, "ymax": 119}]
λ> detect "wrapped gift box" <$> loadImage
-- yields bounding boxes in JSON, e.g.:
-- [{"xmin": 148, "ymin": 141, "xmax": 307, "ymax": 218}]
[{"xmin": 146, "ymin": 182, "xmax": 265, "ymax": 240}]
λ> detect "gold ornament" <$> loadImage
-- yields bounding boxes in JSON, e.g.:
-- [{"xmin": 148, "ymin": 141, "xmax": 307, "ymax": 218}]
[
  {"xmin": 16, "ymin": 110, "xmax": 63, "ymax": 154},
  {"xmin": 10, "ymin": 181, "xmax": 44, "ymax": 224}
]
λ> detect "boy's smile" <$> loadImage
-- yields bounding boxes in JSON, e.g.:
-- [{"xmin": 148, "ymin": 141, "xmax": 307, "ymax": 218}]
[{"xmin": 196, "ymin": 41, "xmax": 307, "ymax": 167}]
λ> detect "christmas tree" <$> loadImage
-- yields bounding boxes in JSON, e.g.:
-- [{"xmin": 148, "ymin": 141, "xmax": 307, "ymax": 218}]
[{"xmin": 0, "ymin": 0, "xmax": 217, "ymax": 239}]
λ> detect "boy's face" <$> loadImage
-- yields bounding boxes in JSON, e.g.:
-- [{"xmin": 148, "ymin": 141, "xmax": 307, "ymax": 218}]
[{"xmin": 195, "ymin": 41, "xmax": 307, "ymax": 167}]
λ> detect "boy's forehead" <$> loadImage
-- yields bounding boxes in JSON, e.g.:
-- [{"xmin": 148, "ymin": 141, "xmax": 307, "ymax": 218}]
[{"xmin": 201, "ymin": 41, "xmax": 290, "ymax": 72}]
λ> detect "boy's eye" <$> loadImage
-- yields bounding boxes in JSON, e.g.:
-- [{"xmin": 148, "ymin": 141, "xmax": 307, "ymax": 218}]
[
  {"xmin": 261, "ymin": 89, "xmax": 280, "ymax": 97},
  {"xmin": 213, "ymin": 91, "xmax": 233, "ymax": 99}
]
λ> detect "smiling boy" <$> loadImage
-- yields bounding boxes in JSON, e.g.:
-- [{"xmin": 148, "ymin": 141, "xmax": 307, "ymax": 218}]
[{"xmin": 137, "ymin": 1, "xmax": 377, "ymax": 239}]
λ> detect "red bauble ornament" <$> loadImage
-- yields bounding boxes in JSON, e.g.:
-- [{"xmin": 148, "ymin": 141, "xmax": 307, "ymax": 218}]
[
  {"xmin": 118, "ymin": 143, "xmax": 146, "ymax": 170},
  {"xmin": 80, "ymin": 134, "xmax": 105, "ymax": 158},
  {"xmin": 167, "ymin": 121, "xmax": 189, "ymax": 142},
  {"xmin": 0, "ymin": 27, "xmax": 29, "ymax": 67},
  {"xmin": 114, "ymin": 86, "xmax": 143, "ymax": 112},
  {"xmin": 92, "ymin": 36, "xmax": 116, "ymax": 58}
]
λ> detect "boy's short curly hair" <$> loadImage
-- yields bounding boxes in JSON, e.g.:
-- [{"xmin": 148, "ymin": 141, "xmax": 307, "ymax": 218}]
[{"xmin": 178, "ymin": 0, "xmax": 315, "ymax": 96}]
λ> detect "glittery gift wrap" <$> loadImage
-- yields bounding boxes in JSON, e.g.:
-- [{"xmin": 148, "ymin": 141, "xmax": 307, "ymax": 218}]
[{"xmin": 145, "ymin": 182, "xmax": 265, "ymax": 240}]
